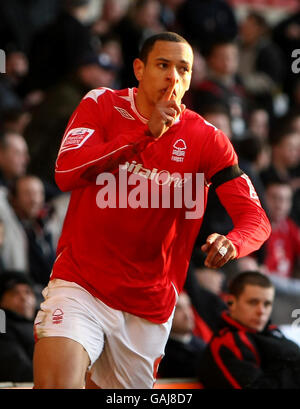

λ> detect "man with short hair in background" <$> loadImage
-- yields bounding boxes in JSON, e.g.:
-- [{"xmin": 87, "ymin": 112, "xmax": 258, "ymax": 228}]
[{"xmin": 198, "ymin": 271, "xmax": 300, "ymax": 389}]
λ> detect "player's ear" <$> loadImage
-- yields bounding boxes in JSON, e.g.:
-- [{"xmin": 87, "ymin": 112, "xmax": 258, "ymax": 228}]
[{"xmin": 133, "ymin": 58, "xmax": 144, "ymax": 82}]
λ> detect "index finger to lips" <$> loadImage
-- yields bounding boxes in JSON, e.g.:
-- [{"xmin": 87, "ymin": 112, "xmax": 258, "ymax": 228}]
[{"xmin": 162, "ymin": 82, "xmax": 176, "ymax": 101}]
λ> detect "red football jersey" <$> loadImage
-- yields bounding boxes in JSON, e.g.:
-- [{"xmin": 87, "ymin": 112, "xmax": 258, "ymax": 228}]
[{"xmin": 52, "ymin": 87, "xmax": 271, "ymax": 323}]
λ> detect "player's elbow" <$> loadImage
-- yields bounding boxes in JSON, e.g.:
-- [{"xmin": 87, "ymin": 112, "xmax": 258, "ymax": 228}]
[{"xmin": 55, "ymin": 171, "xmax": 72, "ymax": 192}]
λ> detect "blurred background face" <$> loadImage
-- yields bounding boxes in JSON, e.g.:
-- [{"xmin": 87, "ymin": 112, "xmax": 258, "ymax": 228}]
[
  {"xmin": 0, "ymin": 284, "xmax": 36, "ymax": 320},
  {"xmin": 78, "ymin": 64, "xmax": 116, "ymax": 89},
  {"xmin": 265, "ymin": 184, "xmax": 293, "ymax": 223},
  {"xmin": 273, "ymin": 133, "xmax": 300, "ymax": 168},
  {"xmin": 249, "ymin": 109, "xmax": 269, "ymax": 141},
  {"xmin": 195, "ymin": 268, "xmax": 224, "ymax": 294},
  {"xmin": 240, "ymin": 15, "xmax": 266, "ymax": 46},
  {"xmin": 14, "ymin": 177, "xmax": 45, "ymax": 220},
  {"xmin": 5, "ymin": 52, "xmax": 28, "ymax": 81},
  {"xmin": 229, "ymin": 284, "xmax": 274, "ymax": 331},
  {"xmin": 171, "ymin": 293, "xmax": 195, "ymax": 335},
  {"xmin": 0, "ymin": 133, "xmax": 29, "ymax": 179},
  {"xmin": 102, "ymin": 0, "xmax": 129, "ymax": 23},
  {"xmin": 204, "ymin": 112, "xmax": 232, "ymax": 139},
  {"xmin": 208, "ymin": 44, "xmax": 239, "ymax": 76},
  {"xmin": 135, "ymin": 0, "xmax": 161, "ymax": 29}
]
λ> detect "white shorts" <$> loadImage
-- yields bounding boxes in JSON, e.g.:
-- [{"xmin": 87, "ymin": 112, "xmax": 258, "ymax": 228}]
[{"xmin": 34, "ymin": 279, "xmax": 174, "ymax": 389}]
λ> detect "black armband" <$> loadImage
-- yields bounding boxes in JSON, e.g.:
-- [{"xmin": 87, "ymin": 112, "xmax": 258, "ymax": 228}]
[{"xmin": 211, "ymin": 164, "xmax": 244, "ymax": 188}]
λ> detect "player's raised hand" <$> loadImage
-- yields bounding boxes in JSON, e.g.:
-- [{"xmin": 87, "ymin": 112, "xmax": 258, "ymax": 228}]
[{"xmin": 147, "ymin": 82, "xmax": 185, "ymax": 139}]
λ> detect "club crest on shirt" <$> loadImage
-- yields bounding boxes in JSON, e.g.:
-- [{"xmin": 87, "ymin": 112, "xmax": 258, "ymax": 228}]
[
  {"xmin": 171, "ymin": 139, "xmax": 186, "ymax": 163},
  {"xmin": 52, "ymin": 308, "xmax": 64, "ymax": 325}
]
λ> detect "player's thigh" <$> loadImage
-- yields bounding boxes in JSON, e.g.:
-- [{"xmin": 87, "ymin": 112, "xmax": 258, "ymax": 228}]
[
  {"xmin": 91, "ymin": 310, "xmax": 174, "ymax": 388},
  {"xmin": 33, "ymin": 279, "xmax": 106, "ymax": 388},
  {"xmin": 34, "ymin": 336, "xmax": 90, "ymax": 389}
]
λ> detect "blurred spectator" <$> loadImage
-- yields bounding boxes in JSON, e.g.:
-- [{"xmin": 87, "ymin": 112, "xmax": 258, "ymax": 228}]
[
  {"xmin": 1, "ymin": 108, "xmax": 32, "ymax": 135},
  {"xmin": 10, "ymin": 175, "xmax": 56, "ymax": 287},
  {"xmin": 248, "ymin": 106, "xmax": 270, "ymax": 142},
  {"xmin": 159, "ymin": 0, "xmax": 186, "ymax": 33},
  {"xmin": 25, "ymin": 0, "xmax": 97, "ymax": 93},
  {"xmin": 0, "ymin": 130, "xmax": 30, "ymax": 190},
  {"xmin": 182, "ymin": 47, "xmax": 207, "ymax": 110},
  {"xmin": 157, "ymin": 291, "xmax": 206, "ymax": 378},
  {"xmin": 238, "ymin": 12, "xmax": 286, "ymax": 119},
  {"xmin": 114, "ymin": 0, "xmax": 165, "ymax": 87},
  {"xmin": 236, "ymin": 134, "xmax": 270, "ymax": 213},
  {"xmin": 91, "ymin": 0, "xmax": 130, "ymax": 39},
  {"xmin": 184, "ymin": 264, "xmax": 227, "ymax": 346},
  {"xmin": 261, "ymin": 125, "xmax": 300, "ymax": 223},
  {"xmin": 0, "ymin": 51, "xmax": 29, "ymax": 115},
  {"xmin": 198, "ymin": 103, "xmax": 232, "ymax": 140},
  {"xmin": 198, "ymin": 271, "xmax": 300, "ymax": 389},
  {"xmin": 263, "ymin": 181, "xmax": 300, "ymax": 278},
  {"xmin": 237, "ymin": 135, "xmax": 271, "ymax": 177},
  {"xmin": 192, "ymin": 39, "xmax": 248, "ymax": 138},
  {"xmin": 177, "ymin": 0, "xmax": 238, "ymax": 54},
  {"xmin": 100, "ymin": 35, "xmax": 124, "ymax": 88},
  {"xmin": 0, "ymin": 271, "xmax": 36, "ymax": 382},
  {"xmin": 0, "ymin": 186, "xmax": 28, "ymax": 273},
  {"xmin": 24, "ymin": 52, "xmax": 119, "ymax": 193},
  {"xmin": 260, "ymin": 126, "xmax": 300, "ymax": 184},
  {"xmin": 46, "ymin": 192, "xmax": 70, "ymax": 250},
  {"xmin": 194, "ymin": 267, "xmax": 224, "ymax": 295}
]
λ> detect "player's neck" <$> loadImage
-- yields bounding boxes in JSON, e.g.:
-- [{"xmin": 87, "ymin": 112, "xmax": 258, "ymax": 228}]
[{"xmin": 134, "ymin": 89, "xmax": 154, "ymax": 120}]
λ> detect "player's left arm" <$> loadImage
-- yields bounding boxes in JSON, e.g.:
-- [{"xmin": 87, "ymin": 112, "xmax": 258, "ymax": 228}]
[
  {"xmin": 202, "ymin": 169, "xmax": 271, "ymax": 269},
  {"xmin": 199, "ymin": 124, "xmax": 271, "ymax": 269}
]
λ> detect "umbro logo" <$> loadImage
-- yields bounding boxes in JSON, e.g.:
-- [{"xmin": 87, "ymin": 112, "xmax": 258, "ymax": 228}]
[{"xmin": 114, "ymin": 106, "xmax": 135, "ymax": 120}]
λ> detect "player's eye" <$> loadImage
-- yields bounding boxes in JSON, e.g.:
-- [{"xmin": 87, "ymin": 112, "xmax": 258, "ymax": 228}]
[
  {"xmin": 158, "ymin": 63, "xmax": 168, "ymax": 69},
  {"xmin": 179, "ymin": 66, "xmax": 189, "ymax": 74}
]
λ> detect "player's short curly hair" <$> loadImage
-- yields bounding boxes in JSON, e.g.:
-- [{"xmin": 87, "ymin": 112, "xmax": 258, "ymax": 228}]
[{"xmin": 139, "ymin": 32, "xmax": 191, "ymax": 63}]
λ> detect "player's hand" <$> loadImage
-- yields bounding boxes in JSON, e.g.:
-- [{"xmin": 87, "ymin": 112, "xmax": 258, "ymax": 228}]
[
  {"xmin": 147, "ymin": 83, "xmax": 185, "ymax": 139},
  {"xmin": 201, "ymin": 233, "xmax": 237, "ymax": 269}
]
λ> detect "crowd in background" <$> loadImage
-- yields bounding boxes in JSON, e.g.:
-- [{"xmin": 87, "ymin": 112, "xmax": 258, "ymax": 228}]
[{"xmin": 0, "ymin": 0, "xmax": 300, "ymax": 384}]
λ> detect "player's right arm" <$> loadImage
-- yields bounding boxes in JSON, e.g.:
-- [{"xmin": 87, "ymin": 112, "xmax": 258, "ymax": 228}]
[
  {"xmin": 55, "ymin": 90, "xmax": 155, "ymax": 192},
  {"xmin": 55, "ymin": 87, "xmax": 183, "ymax": 192}
]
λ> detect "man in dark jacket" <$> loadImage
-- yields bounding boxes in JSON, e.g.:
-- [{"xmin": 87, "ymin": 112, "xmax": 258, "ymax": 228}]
[
  {"xmin": 198, "ymin": 271, "xmax": 300, "ymax": 389},
  {"xmin": 0, "ymin": 271, "xmax": 36, "ymax": 382}
]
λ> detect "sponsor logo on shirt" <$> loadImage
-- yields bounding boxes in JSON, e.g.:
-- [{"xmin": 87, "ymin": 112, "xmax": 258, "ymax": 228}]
[
  {"xmin": 171, "ymin": 139, "xmax": 186, "ymax": 163},
  {"xmin": 121, "ymin": 160, "xmax": 189, "ymax": 188},
  {"xmin": 59, "ymin": 127, "xmax": 95, "ymax": 153}
]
